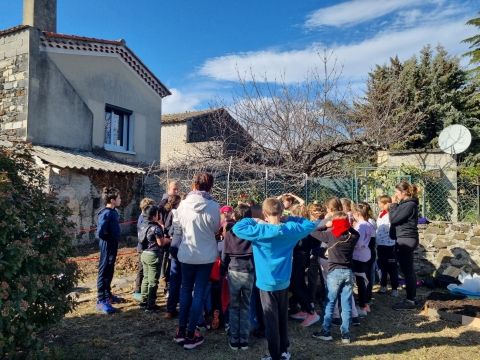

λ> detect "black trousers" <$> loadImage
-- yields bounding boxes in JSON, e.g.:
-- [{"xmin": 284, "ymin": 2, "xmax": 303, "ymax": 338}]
[
  {"xmin": 396, "ymin": 240, "xmax": 417, "ymax": 301},
  {"xmin": 352, "ymin": 260, "xmax": 368, "ymax": 308},
  {"xmin": 377, "ymin": 245, "xmax": 398, "ymax": 290},
  {"xmin": 260, "ymin": 288, "xmax": 290, "ymax": 360},
  {"xmin": 134, "ymin": 252, "xmax": 143, "ymax": 293},
  {"xmin": 289, "ymin": 251, "xmax": 314, "ymax": 314}
]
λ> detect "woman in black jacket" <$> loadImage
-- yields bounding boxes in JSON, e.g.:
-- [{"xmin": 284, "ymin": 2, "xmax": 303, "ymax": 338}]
[{"xmin": 389, "ymin": 180, "xmax": 419, "ymax": 310}]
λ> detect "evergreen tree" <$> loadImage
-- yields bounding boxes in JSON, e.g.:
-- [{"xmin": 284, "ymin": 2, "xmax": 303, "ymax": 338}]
[
  {"xmin": 463, "ymin": 14, "xmax": 480, "ymax": 80},
  {"xmin": 355, "ymin": 45, "xmax": 479, "ymax": 159}
]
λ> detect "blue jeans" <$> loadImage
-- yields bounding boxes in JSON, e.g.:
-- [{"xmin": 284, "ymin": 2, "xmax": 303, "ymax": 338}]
[
  {"xmin": 167, "ymin": 258, "xmax": 181, "ymax": 313},
  {"xmin": 322, "ymin": 268, "xmax": 354, "ymax": 335},
  {"xmin": 179, "ymin": 262, "xmax": 213, "ymax": 333},
  {"xmin": 228, "ymin": 270, "xmax": 254, "ymax": 343}
]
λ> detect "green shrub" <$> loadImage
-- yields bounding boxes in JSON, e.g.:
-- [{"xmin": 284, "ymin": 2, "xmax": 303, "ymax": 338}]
[{"xmin": 0, "ymin": 143, "xmax": 78, "ymax": 358}]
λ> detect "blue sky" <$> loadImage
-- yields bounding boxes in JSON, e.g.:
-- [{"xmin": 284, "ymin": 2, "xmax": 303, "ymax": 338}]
[{"xmin": 0, "ymin": 0, "xmax": 478, "ymax": 113}]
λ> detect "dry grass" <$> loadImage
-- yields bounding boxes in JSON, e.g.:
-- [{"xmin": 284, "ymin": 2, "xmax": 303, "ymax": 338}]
[{"xmin": 46, "ymin": 247, "xmax": 480, "ymax": 360}]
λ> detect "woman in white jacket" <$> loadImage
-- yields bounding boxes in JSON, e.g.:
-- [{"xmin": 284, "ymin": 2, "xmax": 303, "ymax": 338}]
[{"xmin": 173, "ymin": 173, "xmax": 220, "ymax": 350}]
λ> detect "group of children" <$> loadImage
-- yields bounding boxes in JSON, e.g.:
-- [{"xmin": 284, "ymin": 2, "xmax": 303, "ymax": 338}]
[{"xmin": 95, "ymin": 179, "xmax": 412, "ymax": 360}]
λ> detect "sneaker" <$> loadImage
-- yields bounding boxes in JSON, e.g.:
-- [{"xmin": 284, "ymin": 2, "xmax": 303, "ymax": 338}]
[
  {"xmin": 132, "ymin": 292, "xmax": 143, "ymax": 302},
  {"xmin": 392, "ymin": 299, "xmax": 416, "ymax": 310},
  {"xmin": 332, "ymin": 317, "xmax": 341, "ymax": 326},
  {"xmin": 197, "ymin": 322, "xmax": 211, "ymax": 331},
  {"xmin": 174, "ymin": 328, "xmax": 186, "ymax": 344},
  {"xmin": 391, "ymin": 289, "xmax": 399, "ymax": 297},
  {"xmin": 145, "ymin": 304, "xmax": 162, "ymax": 313},
  {"xmin": 312, "ymin": 329, "xmax": 332, "ymax": 341},
  {"xmin": 96, "ymin": 301, "xmax": 116, "ymax": 314},
  {"xmin": 378, "ymin": 286, "xmax": 387, "ymax": 294},
  {"xmin": 301, "ymin": 312, "xmax": 320, "ymax": 327},
  {"xmin": 352, "ymin": 317, "xmax": 360, "ymax": 326},
  {"xmin": 356, "ymin": 306, "xmax": 368, "ymax": 317},
  {"xmin": 239, "ymin": 342, "xmax": 249, "ymax": 350},
  {"xmin": 183, "ymin": 331, "xmax": 205, "ymax": 350},
  {"xmin": 281, "ymin": 352, "xmax": 291, "ymax": 360},
  {"xmin": 341, "ymin": 333, "xmax": 351, "ymax": 344},
  {"xmin": 289, "ymin": 311, "xmax": 308, "ymax": 320},
  {"xmin": 229, "ymin": 340, "xmax": 239, "ymax": 351},
  {"xmin": 109, "ymin": 295, "xmax": 123, "ymax": 304},
  {"xmin": 211, "ymin": 310, "xmax": 220, "ymax": 330}
]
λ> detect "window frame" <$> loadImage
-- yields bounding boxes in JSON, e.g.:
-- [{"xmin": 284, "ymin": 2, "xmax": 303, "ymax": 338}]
[{"xmin": 104, "ymin": 104, "xmax": 135, "ymax": 154}]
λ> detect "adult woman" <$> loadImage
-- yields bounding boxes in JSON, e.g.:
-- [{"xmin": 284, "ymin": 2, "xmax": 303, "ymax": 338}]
[
  {"xmin": 389, "ymin": 180, "xmax": 419, "ymax": 310},
  {"xmin": 173, "ymin": 173, "xmax": 220, "ymax": 349}
]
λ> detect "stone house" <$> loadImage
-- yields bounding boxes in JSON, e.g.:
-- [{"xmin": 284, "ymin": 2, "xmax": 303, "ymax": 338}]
[
  {"xmin": 0, "ymin": 0, "xmax": 171, "ymax": 244},
  {"xmin": 161, "ymin": 108, "xmax": 249, "ymax": 167}
]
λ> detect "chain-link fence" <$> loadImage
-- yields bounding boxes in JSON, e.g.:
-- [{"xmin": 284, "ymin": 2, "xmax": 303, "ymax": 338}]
[{"xmin": 143, "ymin": 165, "xmax": 479, "ymax": 223}]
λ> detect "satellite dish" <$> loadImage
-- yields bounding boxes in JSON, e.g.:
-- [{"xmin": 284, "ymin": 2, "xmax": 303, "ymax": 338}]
[{"xmin": 438, "ymin": 124, "xmax": 471, "ymax": 155}]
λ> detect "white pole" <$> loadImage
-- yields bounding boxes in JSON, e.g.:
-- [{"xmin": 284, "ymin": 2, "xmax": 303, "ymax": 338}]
[{"xmin": 226, "ymin": 156, "xmax": 233, "ymax": 205}]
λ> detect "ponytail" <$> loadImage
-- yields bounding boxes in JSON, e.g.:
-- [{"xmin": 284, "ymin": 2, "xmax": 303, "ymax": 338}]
[{"xmin": 395, "ymin": 180, "xmax": 418, "ymax": 199}]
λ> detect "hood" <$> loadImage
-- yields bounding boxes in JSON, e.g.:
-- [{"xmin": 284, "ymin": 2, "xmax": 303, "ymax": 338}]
[{"xmin": 182, "ymin": 192, "xmax": 213, "ymax": 212}]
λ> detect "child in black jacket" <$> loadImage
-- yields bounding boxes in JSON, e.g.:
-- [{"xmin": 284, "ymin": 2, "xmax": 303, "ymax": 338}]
[{"xmin": 310, "ymin": 212, "xmax": 359, "ymax": 344}]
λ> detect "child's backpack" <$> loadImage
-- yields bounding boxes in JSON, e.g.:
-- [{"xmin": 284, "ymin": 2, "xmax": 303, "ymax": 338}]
[{"xmin": 139, "ymin": 223, "xmax": 156, "ymax": 250}]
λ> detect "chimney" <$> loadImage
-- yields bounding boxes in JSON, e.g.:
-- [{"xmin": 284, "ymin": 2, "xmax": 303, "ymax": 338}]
[{"xmin": 23, "ymin": 0, "xmax": 57, "ymax": 33}]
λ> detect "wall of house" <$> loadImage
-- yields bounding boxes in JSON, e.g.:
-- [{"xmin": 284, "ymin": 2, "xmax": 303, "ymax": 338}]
[
  {"xmin": 0, "ymin": 29, "xmax": 29, "ymax": 138},
  {"xmin": 45, "ymin": 166, "xmax": 142, "ymax": 245},
  {"xmin": 44, "ymin": 51, "xmax": 162, "ymax": 164},
  {"xmin": 415, "ymin": 222, "xmax": 480, "ymax": 279},
  {"xmin": 27, "ymin": 29, "xmax": 93, "ymax": 150},
  {"xmin": 160, "ymin": 122, "xmax": 222, "ymax": 166}
]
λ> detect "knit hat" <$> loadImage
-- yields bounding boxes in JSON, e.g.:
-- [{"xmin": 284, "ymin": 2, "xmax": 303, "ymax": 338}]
[{"xmin": 220, "ymin": 205, "xmax": 234, "ymax": 214}]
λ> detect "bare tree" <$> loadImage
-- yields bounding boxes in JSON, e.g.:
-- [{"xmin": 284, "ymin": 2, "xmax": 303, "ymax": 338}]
[{"xmin": 171, "ymin": 51, "xmax": 424, "ymax": 177}]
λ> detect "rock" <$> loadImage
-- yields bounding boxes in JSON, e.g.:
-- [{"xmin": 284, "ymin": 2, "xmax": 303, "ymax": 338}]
[
  {"xmin": 473, "ymin": 227, "xmax": 480, "ymax": 237},
  {"xmin": 453, "ymin": 233, "xmax": 467, "ymax": 241},
  {"xmin": 441, "ymin": 265, "xmax": 463, "ymax": 278},
  {"xmin": 425, "ymin": 226, "xmax": 446, "ymax": 235},
  {"xmin": 470, "ymin": 236, "xmax": 480, "ymax": 246},
  {"xmin": 436, "ymin": 249, "xmax": 453, "ymax": 265},
  {"xmin": 432, "ymin": 239, "xmax": 448, "ymax": 249}
]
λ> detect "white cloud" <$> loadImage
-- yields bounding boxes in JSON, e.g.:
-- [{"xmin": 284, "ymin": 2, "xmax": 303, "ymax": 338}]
[
  {"xmin": 199, "ymin": 19, "xmax": 474, "ymax": 84},
  {"xmin": 304, "ymin": 0, "xmax": 423, "ymax": 28},
  {"xmin": 162, "ymin": 88, "xmax": 203, "ymax": 113}
]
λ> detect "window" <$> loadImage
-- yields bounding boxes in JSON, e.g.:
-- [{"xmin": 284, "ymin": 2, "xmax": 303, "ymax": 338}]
[{"xmin": 104, "ymin": 105, "xmax": 134, "ymax": 153}]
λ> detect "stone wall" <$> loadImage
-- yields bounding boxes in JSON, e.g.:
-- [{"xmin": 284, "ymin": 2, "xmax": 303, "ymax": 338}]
[
  {"xmin": 46, "ymin": 166, "xmax": 142, "ymax": 245},
  {"xmin": 416, "ymin": 222, "xmax": 480, "ymax": 278},
  {"xmin": 0, "ymin": 28, "xmax": 30, "ymax": 138}
]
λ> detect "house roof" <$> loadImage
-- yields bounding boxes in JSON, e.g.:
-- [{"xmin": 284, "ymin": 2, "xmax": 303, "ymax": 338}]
[
  {"xmin": 39, "ymin": 31, "xmax": 171, "ymax": 99},
  {"xmin": 162, "ymin": 109, "xmax": 225, "ymax": 124},
  {"xmin": 0, "ymin": 25, "xmax": 30, "ymax": 37},
  {"xmin": 33, "ymin": 146, "xmax": 145, "ymax": 174}
]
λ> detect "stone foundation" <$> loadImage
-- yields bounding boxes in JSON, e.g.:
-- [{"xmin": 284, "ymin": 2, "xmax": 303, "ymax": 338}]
[{"xmin": 416, "ymin": 222, "xmax": 480, "ymax": 278}]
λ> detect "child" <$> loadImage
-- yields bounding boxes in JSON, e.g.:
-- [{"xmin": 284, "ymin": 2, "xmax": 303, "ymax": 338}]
[
  {"xmin": 96, "ymin": 187, "xmax": 122, "ymax": 314},
  {"xmin": 305, "ymin": 203, "xmax": 326, "ymax": 307},
  {"xmin": 340, "ymin": 198, "xmax": 354, "ymax": 225},
  {"xmin": 365, "ymin": 205, "xmax": 378, "ymax": 305},
  {"xmin": 277, "ymin": 193, "xmax": 305, "ymax": 215},
  {"xmin": 138, "ymin": 205, "xmax": 170, "ymax": 312},
  {"xmin": 222, "ymin": 204, "xmax": 255, "ymax": 351},
  {"xmin": 376, "ymin": 195, "xmax": 399, "ymax": 297},
  {"xmin": 311, "ymin": 212, "xmax": 360, "ymax": 344},
  {"xmin": 232, "ymin": 198, "xmax": 316, "ymax": 360},
  {"xmin": 165, "ymin": 196, "xmax": 183, "ymax": 319},
  {"xmin": 288, "ymin": 205, "xmax": 320, "ymax": 327},
  {"xmin": 352, "ymin": 202, "xmax": 375, "ymax": 317},
  {"xmin": 134, "ymin": 198, "xmax": 156, "ymax": 301}
]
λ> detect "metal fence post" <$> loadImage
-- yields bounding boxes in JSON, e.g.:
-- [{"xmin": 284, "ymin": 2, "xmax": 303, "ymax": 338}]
[{"xmin": 265, "ymin": 169, "xmax": 268, "ymax": 199}]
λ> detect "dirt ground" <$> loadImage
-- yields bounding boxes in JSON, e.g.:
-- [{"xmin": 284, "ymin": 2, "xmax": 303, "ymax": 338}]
[{"xmin": 45, "ymin": 245, "xmax": 480, "ymax": 360}]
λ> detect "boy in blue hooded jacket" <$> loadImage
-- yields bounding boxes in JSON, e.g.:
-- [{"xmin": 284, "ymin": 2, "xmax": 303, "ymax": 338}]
[{"xmin": 232, "ymin": 198, "xmax": 317, "ymax": 360}]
